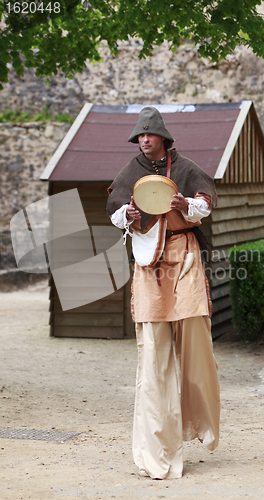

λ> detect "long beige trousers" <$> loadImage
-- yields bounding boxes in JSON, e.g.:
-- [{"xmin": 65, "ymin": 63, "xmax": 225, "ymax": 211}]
[{"xmin": 133, "ymin": 317, "xmax": 220, "ymax": 479}]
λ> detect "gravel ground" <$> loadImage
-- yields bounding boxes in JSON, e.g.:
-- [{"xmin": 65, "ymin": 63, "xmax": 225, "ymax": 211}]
[{"xmin": 0, "ymin": 280, "xmax": 264, "ymax": 500}]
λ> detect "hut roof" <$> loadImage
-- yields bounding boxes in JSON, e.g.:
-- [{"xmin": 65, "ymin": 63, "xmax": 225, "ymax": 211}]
[{"xmin": 41, "ymin": 101, "xmax": 262, "ymax": 182}]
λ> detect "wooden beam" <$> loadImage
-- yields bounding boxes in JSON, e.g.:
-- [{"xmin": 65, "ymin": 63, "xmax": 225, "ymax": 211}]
[
  {"xmin": 207, "ymin": 259, "xmax": 230, "ymax": 273},
  {"xmin": 224, "ymin": 157, "xmax": 229, "ymax": 183},
  {"xmin": 51, "ymin": 181, "xmax": 110, "ymax": 197},
  {"xmin": 256, "ymin": 133, "xmax": 260, "ymax": 183},
  {"xmin": 229, "ymin": 154, "xmax": 234, "ymax": 184},
  {"xmin": 211, "ymin": 247, "xmax": 235, "ymax": 261},
  {"xmin": 40, "ymin": 103, "xmax": 94, "ymax": 180},
  {"xmin": 248, "ymin": 193, "xmax": 264, "ymax": 205},
  {"xmin": 243, "ymin": 118, "xmax": 248, "ymax": 183},
  {"xmin": 216, "ymin": 182, "xmax": 264, "ymax": 195},
  {"xmin": 212, "ymin": 204, "xmax": 264, "ymax": 222},
  {"xmin": 211, "ymin": 283, "xmax": 230, "ymax": 300},
  {"xmin": 212, "ymin": 215, "xmax": 264, "ymax": 235},
  {"xmin": 248, "ymin": 112, "xmax": 252, "ymax": 182},
  {"xmin": 52, "ymin": 298, "xmax": 124, "ymax": 313},
  {"xmin": 234, "ymin": 142, "xmax": 239, "ymax": 183},
  {"xmin": 210, "ymin": 274, "xmax": 230, "ymax": 288},
  {"xmin": 215, "ymin": 192, "xmax": 264, "ymax": 208},
  {"xmin": 54, "ymin": 312, "xmax": 123, "ymax": 327},
  {"xmin": 212, "ymin": 295, "xmax": 231, "ymax": 313},
  {"xmin": 214, "ymin": 100, "xmax": 252, "ymax": 179},
  {"xmin": 259, "ymin": 143, "xmax": 264, "ymax": 182},
  {"xmin": 212, "ymin": 225, "xmax": 264, "ymax": 246},
  {"xmin": 52, "ymin": 325, "xmax": 124, "ymax": 338},
  {"xmin": 239, "ymin": 133, "xmax": 243, "ymax": 183},
  {"xmin": 53, "ymin": 287, "xmax": 123, "ymax": 301},
  {"xmin": 252, "ymin": 117, "xmax": 256, "ymax": 182},
  {"xmin": 211, "ymin": 308, "xmax": 232, "ymax": 325},
  {"xmin": 212, "ymin": 319, "xmax": 232, "ymax": 339}
]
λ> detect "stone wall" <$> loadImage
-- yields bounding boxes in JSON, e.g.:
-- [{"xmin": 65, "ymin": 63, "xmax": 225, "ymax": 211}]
[
  {"xmin": 0, "ymin": 122, "xmax": 70, "ymax": 231},
  {"xmin": 1, "ymin": 40, "xmax": 264, "ymax": 231}
]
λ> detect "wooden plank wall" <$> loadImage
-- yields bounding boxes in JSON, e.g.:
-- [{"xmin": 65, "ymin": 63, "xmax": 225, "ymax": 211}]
[
  {"xmin": 209, "ymin": 107, "xmax": 264, "ymax": 337},
  {"xmin": 221, "ymin": 107, "xmax": 264, "ymax": 184},
  {"xmin": 48, "ymin": 181, "xmax": 135, "ymax": 339},
  {"xmin": 208, "ymin": 182, "xmax": 264, "ymax": 338},
  {"xmin": 47, "ymin": 113, "xmax": 264, "ymax": 341}
]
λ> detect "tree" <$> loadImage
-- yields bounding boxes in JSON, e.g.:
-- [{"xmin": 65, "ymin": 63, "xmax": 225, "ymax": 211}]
[{"xmin": 1, "ymin": 0, "xmax": 264, "ymax": 90}]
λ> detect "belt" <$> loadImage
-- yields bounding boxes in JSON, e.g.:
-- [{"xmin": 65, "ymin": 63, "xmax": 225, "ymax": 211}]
[
  {"xmin": 156, "ymin": 228, "xmax": 192, "ymax": 286},
  {"xmin": 166, "ymin": 228, "xmax": 193, "ymax": 239}
]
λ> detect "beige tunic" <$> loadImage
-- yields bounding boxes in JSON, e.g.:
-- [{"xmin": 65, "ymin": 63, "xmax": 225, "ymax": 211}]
[{"xmin": 131, "ymin": 209, "xmax": 209, "ymax": 323}]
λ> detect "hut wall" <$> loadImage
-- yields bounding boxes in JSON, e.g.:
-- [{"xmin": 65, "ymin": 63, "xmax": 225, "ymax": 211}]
[
  {"xmin": 207, "ymin": 181, "xmax": 264, "ymax": 337},
  {"xmin": 48, "ymin": 181, "xmax": 135, "ymax": 339},
  {"xmin": 47, "ymin": 170, "xmax": 264, "ymax": 339},
  {"xmin": 221, "ymin": 106, "xmax": 264, "ymax": 184}
]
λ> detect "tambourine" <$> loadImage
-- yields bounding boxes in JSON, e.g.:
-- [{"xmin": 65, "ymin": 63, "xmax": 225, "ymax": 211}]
[{"xmin": 133, "ymin": 175, "xmax": 178, "ymax": 215}]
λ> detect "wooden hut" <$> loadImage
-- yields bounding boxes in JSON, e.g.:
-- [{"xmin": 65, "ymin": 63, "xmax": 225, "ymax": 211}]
[{"xmin": 40, "ymin": 100, "xmax": 264, "ymax": 339}]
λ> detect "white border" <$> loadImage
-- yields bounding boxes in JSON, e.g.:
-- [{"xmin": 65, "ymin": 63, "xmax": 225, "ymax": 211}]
[
  {"xmin": 214, "ymin": 100, "xmax": 252, "ymax": 179},
  {"xmin": 40, "ymin": 102, "xmax": 94, "ymax": 180},
  {"xmin": 126, "ymin": 104, "xmax": 195, "ymax": 114}
]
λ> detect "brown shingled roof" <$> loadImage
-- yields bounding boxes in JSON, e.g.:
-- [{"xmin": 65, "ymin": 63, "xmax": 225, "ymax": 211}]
[{"xmin": 42, "ymin": 102, "xmax": 245, "ymax": 182}]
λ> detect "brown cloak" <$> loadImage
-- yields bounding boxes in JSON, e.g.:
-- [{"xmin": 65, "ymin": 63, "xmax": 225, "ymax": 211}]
[{"xmin": 107, "ymin": 150, "xmax": 217, "ymax": 231}]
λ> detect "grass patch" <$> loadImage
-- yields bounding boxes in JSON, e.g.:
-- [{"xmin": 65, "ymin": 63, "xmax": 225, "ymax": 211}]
[{"xmin": 0, "ymin": 105, "xmax": 74, "ymax": 124}]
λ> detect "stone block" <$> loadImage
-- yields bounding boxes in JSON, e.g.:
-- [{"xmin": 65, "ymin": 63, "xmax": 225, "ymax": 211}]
[{"xmin": 44, "ymin": 124, "xmax": 54, "ymax": 139}]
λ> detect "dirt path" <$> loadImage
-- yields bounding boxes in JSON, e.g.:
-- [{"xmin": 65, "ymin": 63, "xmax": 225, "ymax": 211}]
[{"xmin": 0, "ymin": 281, "xmax": 264, "ymax": 499}]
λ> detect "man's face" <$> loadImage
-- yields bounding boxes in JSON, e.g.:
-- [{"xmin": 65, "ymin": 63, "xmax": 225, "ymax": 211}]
[{"xmin": 138, "ymin": 133, "xmax": 165, "ymax": 160}]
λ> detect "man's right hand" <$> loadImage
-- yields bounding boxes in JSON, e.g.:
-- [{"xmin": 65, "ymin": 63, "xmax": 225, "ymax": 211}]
[{"xmin": 126, "ymin": 196, "xmax": 141, "ymax": 220}]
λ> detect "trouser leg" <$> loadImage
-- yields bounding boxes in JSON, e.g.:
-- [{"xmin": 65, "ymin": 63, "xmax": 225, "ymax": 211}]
[
  {"xmin": 133, "ymin": 322, "xmax": 183, "ymax": 479},
  {"xmin": 174, "ymin": 316, "xmax": 220, "ymax": 451}
]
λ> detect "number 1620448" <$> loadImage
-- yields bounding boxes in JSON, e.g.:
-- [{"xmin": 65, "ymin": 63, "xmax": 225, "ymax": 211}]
[{"xmin": 6, "ymin": 2, "xmax": 61, "ymax": 14}]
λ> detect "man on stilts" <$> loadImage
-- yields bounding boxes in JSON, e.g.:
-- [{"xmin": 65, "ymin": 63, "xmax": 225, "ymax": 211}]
[{"xmin": 107, "ymin": 107, "xmax": 220, "ymax": 479}]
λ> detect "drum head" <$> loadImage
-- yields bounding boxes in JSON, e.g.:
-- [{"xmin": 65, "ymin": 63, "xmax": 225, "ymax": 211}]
[{"xmin": 133, "ymin": 175, "xmax": 178, "ymax": 215}]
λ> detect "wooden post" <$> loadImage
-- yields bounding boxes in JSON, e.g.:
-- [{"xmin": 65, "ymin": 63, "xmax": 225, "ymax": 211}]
[
  {"xmin": 239, "ymin": 133, "xmax": 243, "ymax": 183},
  {"xmin": 256, "ymin": 133, "xmax": 260, "ymax": 183},
  {"xmin": 252, "ymin": 118, "xmax": 256, "ymax": 182},
  {"xmin": 243, "ymin": 118, "xmax": 248, "ymax": 183},
  {"xmin": 248, "ymin": 114, "xmax": 252, "ymax": 182},
  {"xmin": 230, "ymin": 153, "xmax": 234, "ymax": 184},
  {"xmin": 224, "ymin": 160, "xmax": 229, "ymax": 183},
  {"xmin": 259, "ymin": 144, "xmax": 264, "ymax": 182},
  {"xmin": 234, "ymin": 142, "xmax": 239, "ymax": 183}
]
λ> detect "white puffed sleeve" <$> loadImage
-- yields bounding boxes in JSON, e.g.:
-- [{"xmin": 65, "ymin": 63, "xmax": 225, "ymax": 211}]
[
  {"xmin": 110, "ymin": 204, "xmax": 133, "ymax": 244},
  {"xmin": 180, "ymin": 198, "xmax": 211, "ymax": 223}
]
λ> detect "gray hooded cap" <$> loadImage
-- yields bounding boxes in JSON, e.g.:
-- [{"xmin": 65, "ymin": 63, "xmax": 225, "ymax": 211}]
[{"xmin": 128, "ymin": 106, "xmax": 175, "ymax": 143}]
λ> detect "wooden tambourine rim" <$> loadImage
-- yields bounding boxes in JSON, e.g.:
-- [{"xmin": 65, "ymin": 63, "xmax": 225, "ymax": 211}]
[{"xmin": 133, "ymin": 175, "xmax": 178, "ymax": 215}]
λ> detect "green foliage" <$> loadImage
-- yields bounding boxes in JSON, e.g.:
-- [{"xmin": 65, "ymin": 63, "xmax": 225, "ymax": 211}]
[
  {"xmin": 0, "ymin": 109, "xmax": 30, "ymax": 122},
  {"xmin": 0, "ymin": 105, "xmax": 74, "ymax": 123},
  {"xmin": 31, "ymin": 103, "xmax": 53, "ymax": 122},
  {"xmin": 229, "ymin": 240, "xmax": 264, "ymax": 340},
  {"xmin": 1, "ymin": 0, "xmax": 264, "ymax": 88},
  {"xmin": 55, "ymin": 113, "xmax": 74, "ymax": 123}
]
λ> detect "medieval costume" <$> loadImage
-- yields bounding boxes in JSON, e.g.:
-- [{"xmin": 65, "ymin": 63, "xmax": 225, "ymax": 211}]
[{"xmin": 107, "ymin": 107, "xmax": 220, "ymax": 479}]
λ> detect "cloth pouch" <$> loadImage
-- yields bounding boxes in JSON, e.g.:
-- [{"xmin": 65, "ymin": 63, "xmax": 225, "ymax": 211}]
[{"xmin": 132, "ymin": 217, "xmax": 167, "ymax": 267}]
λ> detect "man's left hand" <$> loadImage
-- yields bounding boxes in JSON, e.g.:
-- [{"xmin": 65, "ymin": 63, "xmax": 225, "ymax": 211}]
[{"xmin": 170, "ymin": 193, "xmax": 189, "ymax": 212}]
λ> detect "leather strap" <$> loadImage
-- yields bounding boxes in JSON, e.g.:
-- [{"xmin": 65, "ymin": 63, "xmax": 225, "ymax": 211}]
[
  {"xmin": 166, "ymin": 150, "xmax": 171, "ymax": 178},
  {"xmin": 167, "ymin": 228, "xmax": 190, "ymax": 260},
  {"xmin": 155, "ymin": 150, "xmax": 172, "ymax": 286},
  {"xmin": 156, "ymin": 151, "xmax": 171, "ymax": 286},
  {"xmin": 166, "ymin": 228, "xmax": 192, "ymax": 239},
  {"xmin": 156, "ymin": 215, "xmax": 166, "ymax": 286},
  {"xmin": 156, "ymin": 228, "xmax": 192, "ymax": 286}
]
